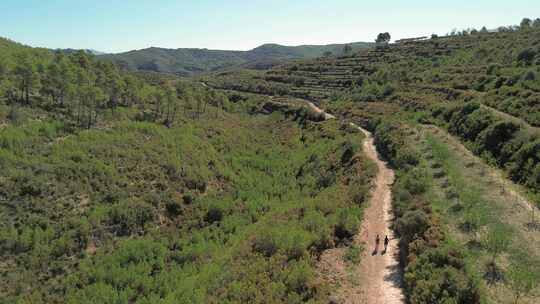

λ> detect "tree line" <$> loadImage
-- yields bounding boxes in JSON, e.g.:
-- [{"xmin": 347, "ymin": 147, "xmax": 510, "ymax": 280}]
[
  {"xmin": 0, "ymin": 43, "xmax": 230, "ymax": 129},
  {"xmin": 445, "ymin": 17, "xmax": 540, "ymax": 37}
]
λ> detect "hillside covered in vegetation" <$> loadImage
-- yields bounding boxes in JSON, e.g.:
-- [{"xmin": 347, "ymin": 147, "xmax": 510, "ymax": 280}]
[
  {"xmin": 0, "ymin": 36, "xmax": 377, "ymax": 303},
  {"xmin": 3, "ymin": 12, "xmax": 540, "ymax": 304},
  {"xmin": 204, "ymin": 17, "xmax": 540, "ymax": 304},
  {"xmin": 98, "ymin": 42, "xmax": 373, "ymax": 76},
  {"xmin": 207, "ymin": 19, "xmax": 540, "ymax": 197}
]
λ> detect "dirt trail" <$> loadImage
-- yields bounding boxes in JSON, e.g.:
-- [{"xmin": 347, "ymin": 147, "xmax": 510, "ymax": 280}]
[
  {"xmin": 355, "ymin": 127, "xmax": 404, "ymax": 304},
  {"xmin": 307, "ymin": 101, "xmax": 404, "ymax": 304}
]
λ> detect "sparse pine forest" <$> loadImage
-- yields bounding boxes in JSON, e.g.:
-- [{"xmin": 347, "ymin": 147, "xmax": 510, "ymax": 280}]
[{"xmin": 1, "ymin": 15, "xmax": 540, "ymax": 304}]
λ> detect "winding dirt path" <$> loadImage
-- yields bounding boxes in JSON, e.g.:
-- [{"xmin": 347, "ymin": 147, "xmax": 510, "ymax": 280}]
[
  {"xmin": 352, "ymin": 127, "xmax": 404, "ymax": 304},
  {"xmin": 307, "ymin": 101, "xmax": 404, "ymax": 304}
]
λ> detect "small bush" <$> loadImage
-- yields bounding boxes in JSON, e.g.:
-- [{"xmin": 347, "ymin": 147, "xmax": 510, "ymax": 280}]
[
  {"xmin": 165, "ymin": 200, "xmax": 183, "ymax": 217},
  {"xmin": 344, "ymin": 245, "xmax": 363, "ymax": 265},
  {"xmin": 205, "ymin": 205, "xmax": 224, "ymax": 224},
  {"xmin": 523, "ymin": 70, "xmax": 536, "ymax": 81},
  {"xmin": 284, "ymin": 260, "xmax": 313, "ymax": 294},
  {"xmin": 405, "ymin": 245, "xmax": 481, "ymax": 304},
  {"xmin": 252, "ymin": 230, "xmax": 279, "ymax": 257},
  {"xmin": 396, "ymin": 210, "xmax": 430, "ymax": 240},
  {"xmin": 7, "ymin": 105, "xmax": 24, "ymax": 125},
  {"xmin": 517, "ymin": 48, "xmax": 537, "ymax": 65},
  {"xmin": 487, "ymin": 64, "xmax": 501, "ymax": 75},
  {"xmin": 109, "ymin": 199, "xmax": 155, "ymax": 236},
  {"xmin": 402, "ymin": 168, "xmax": 428, "ymax": 195},
  {"xmin": 334, "ymin": 208, "xmax": 361, "ymax": 242}
]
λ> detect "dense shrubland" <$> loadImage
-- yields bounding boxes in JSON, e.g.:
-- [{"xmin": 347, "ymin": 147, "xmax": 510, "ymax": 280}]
[
  {"xmin": 0, "ymin": 36, "xmax": 382, "ymax": 303},
  {"xmin": 0, "ymin": 41, "xmax": 377, "ymax": 302},
  {"xmin": 0, "ymin": 109, "xmax": 375, "ymax": 303},
  {"xmin": 201, "ymin": 70, "xmax": 291, "ymax": 97}
]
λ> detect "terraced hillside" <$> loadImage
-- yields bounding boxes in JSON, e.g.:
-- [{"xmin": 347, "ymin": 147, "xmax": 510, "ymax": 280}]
[{"xmin": 208, "ymin": 28, "xmax": 539, "ymax": 119}]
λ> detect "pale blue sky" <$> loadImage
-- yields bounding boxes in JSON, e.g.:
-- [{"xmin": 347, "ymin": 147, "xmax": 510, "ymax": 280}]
[{"xmin": 0, "ymin": 1, "xmax": 537, "ymax": 53}]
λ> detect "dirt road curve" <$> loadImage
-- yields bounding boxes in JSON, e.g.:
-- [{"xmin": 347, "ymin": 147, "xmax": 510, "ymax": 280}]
[{"xmin": 308, "ymin": 101, "xmax": 404, "ymax": 304}]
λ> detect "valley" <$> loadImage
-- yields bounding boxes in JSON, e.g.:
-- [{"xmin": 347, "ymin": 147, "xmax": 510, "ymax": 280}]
[{"xmin": 1, "ymin": 11, "xmax": 540, "ymax": 304}]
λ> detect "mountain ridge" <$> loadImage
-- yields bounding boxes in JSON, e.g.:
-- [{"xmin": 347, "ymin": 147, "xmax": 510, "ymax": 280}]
[{"xmin": 99, "ymin": 41, "xmax": 373, "ymax": 76}]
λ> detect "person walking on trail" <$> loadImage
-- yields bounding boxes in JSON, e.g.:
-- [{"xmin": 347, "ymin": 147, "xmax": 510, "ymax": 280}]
[
  {"xmin": 384, "ymin": 235, "xmax": 389, "ymax": 252},
  {"xmin": 375, "ymin": 234, "xmax": 380, "ymax": 252}
]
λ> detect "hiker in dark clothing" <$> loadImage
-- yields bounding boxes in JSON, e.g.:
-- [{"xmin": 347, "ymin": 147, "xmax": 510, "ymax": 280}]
[{"xmin": 384, "ymin": 235, "xmax": 389, "ymax": 252}]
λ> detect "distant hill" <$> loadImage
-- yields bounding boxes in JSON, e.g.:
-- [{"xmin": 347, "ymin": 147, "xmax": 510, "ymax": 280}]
[
  {"xmin": 98, "ymin": 42, "xmax": 373, "ymax": 76},
  {"xmin": 59, "ymin": 48, "xmax": 107, "ymax": 55}
]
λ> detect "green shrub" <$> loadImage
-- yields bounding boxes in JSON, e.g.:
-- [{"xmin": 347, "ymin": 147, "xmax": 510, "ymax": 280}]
[
  {"xmin": 404, "ymin": 245, "xmax": 481, "ymax": 304},
  {"xmin": 523, "ymin": 70, "xmax": 536, "ymax": 81},
  {"xmin": 252, "ymin": 229, "xmax": 279, "ymax": 257},
  {"xmin": 252, "ymin": 227, "xmax": 313, "ymax": 260},
  {"xmin": 205, "ymin": 204, "xmax": 224, "ymax": 224},
  {"xmin": 486, "ymin": 64, "xmax": 501, "ymax": 75},
  {"xmin": 67, "ymin": 282, "xmax": 126, "ymax": 304},
  {"xmin": 302, "ymin": 210, "xmax": 333, "ymax": 253},
  {"xmin": 165, "ymin": 199, "xmax": 183, "ymax": 217},
  {"xmin": 334, "ymin": 208, "xmax": 361, "ymax": 242},
  {"xmin": 344, "ymin": 245, "xmax": 363, "ymax": 265},
  {"xmin": 374, "ymin": 120, "xmax": 419, "ymax": 169},
  {"xmin": 284, "ymin": 260, "xmax": 313, "ymax": 294},
  {"xmin": 7, "ymin": 105, "xmax": 24, "ymax": 125},
  {"xmin": 109, "ymin": 199, "xmax": 155, "ymax": 236},
  {"xmin": 396, "ymin": 210, "xmax": 430, "ymax": 241},
  {"xmin": 517, "ymin": 48, "xmax": 537, "ymax": 65},
  {"xmin": 402, "ymin": 168, "xmax": 429, "ymax": 195},
  {"xmin": 474, "ymin": 121, "xmax": 519, "ymax": 162}
]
